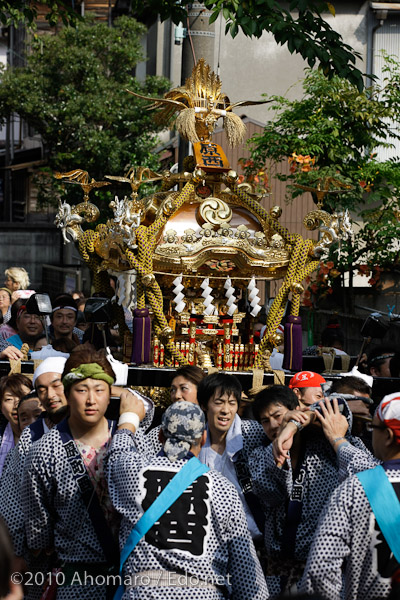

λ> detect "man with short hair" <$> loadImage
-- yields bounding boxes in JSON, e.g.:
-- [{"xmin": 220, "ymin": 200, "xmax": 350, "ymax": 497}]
[
  {"xmin": 367, "ymin": 346, "xmax": 396, "ymax": 378},
  {"xmin": 331, "ymin": 375, "xmax": 372, "ymax": 399},
  {"xmin": 288, "ymin": 371, "xmax": 326, "ymax": 407},
  {"xmin": 0, "ymin": 301, "xmax": 44, "ymax": 360},
  {"xmin": 249, "ymin": 392, "xmax": 365, "ymax": 597},
  {"xmin": 252, "ymin": 384, "xmax": 300, "ymax": 441},
  {"xmin": 50, "ymin": 294, "xmax": 83, "ymax": 344},
  {"xmin": 0, "ymin": 357, "xmax": 68, "ymax": 600},
  {"xmin": 107, "ymin": 398, "xmax": 268, "ymax": 599},
  {"xmin": 331, "ymin": 375, "xmax": 373, "ymax": 442},
  {"xmin": 1, "ymin": 356, "xmax": 152, "ymax": 600},
  {"xmin": 300, "ymin": 393, "xmax": 400, "ymax": 600},
  {"xmin": 197, "ymin": 372, "xmax": 266, "ymax": 542}
]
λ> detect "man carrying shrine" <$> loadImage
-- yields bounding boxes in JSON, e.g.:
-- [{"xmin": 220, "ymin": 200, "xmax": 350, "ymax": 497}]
[{"xmin": 107, "ymin": 398, "xmax": 268, "ymax": 599}]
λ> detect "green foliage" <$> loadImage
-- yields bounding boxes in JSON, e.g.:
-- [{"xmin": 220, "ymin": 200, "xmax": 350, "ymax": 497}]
[
  {"xmin": 249, "ymin": 69, "xmax": 394, "ymax": 205},
  {"xmin": 354, "ymin": 160, "xmax": 400, "ymax": 273},
  {"xmin": 248, "ymin": 60, "xmax": 400, "ymax": 280},
  {"xmin": 0, "ymin": 0, "xmax": 81, "ymax": 27},
  {"xmin": 129, "ymin": 0, "xmax": 363, "ymax": 89},
  {"xmin": 0, "ymin": 16, "xmax": 170, "ymax": 208},
  {"xmin": 0, "ymin": 1, "xmax": 365, "ymax": 90}
]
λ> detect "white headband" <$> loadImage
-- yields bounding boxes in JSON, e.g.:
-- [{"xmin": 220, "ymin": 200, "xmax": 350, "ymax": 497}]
[
  {"xmin": 52, "ymin": 305, "xmax": 77, "ymax": 313},
  {"xmin": 33, "ymin": 357, "xmax": 67, "ymax": 386}
]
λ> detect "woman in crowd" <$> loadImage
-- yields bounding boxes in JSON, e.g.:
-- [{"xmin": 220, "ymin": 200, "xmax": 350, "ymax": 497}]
[
  {"xmin": 4, "ymin": 268, "xmax": 30, "ymax": 293},
  {"xmin": 169, "ymin": 364, "xmax": 204, "ymax": 404},
  {"xmin": 22, "ymin": 348, "xmax": 122, "ymax": 599},
  {"xmin": 144, "ymin": 365, "xmax": 205, "ymax": 454},
  {"xmin": 0, "ymin": 288, "xmax": 11, "ymax": 326},
  {"xmin": 0, "ymin": 299, "xmax": 25, "ymax": 342},
  {"xmin": 0, "ymin": 374, "xmax": 32, "ymax": 476},
  {"xmin": 197, "ymin": 372, "xmax": 267, "ymax": 543}
]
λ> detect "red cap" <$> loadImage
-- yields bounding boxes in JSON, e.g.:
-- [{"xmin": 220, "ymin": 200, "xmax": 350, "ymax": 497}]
[{"xmin": 288, "ymin": 371, "xmax": 326, "ymax": 389}]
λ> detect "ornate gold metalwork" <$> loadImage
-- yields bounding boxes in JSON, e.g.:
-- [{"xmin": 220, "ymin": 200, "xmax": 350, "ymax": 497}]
[
  {"xmin": 142, "ymin": 273, "xmax": 156, "ymax": 287},
  {"xmin": 53, "ymin": 60, "xmax": 353, "ymax": 372},
  {"xmin": 199, "ymin": 197, "xmax": 232, "ymax": 226},
  {"xmin": 159, "ymin": 326, "xmax": 175, "ymax": 345},
  {"xmin": 270, "ymin": 331, "xmax": 284, "ymax": 347},
  {"xmin": 106, "ymin": 167, "xmax": 163, "ymax": 199},
  {"xmin": 224, "ymin": 170, "xmax": 239, "ymax": 185},
  {"xmin": 126, "ymin": 59, "xmax": 270, "ymax": 147},
  {"xmin": 290, "ymin": 282, "xmax": 305, "ymax": 295},
  {"xmin": 54, "ymin": 169, "xmax": 110, "ymax": 202},
  {"xmin": 270, "ymin": 206, "xmax": 282, "ymax": 219},
  {"xmin": 192, "ymin": 168, "xmax": 207, "ymax": 184},
  {"xmin": 293, "ymin": 177, "xmax": 352, "ymax": 209},
  {"xmin": 303, "ymin": 209, "xmax": 351, "ymax": 257}
]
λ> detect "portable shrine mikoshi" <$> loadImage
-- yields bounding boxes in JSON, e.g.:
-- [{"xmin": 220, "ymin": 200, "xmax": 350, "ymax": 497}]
[{"xmin": 54, "ymin": 59, "xmax": 351, "ymax": 374}]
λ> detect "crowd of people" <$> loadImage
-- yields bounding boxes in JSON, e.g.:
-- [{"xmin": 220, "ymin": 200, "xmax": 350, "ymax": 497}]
[{"xmin": 0, "ymin": 267, "xmax": 399, "ymax": 599}]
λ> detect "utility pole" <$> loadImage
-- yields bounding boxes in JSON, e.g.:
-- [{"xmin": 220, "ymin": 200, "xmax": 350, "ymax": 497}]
[
  {"xmin": 178, "ymin": 3, "xmax": 215, "ymax": 168},
  {"xmin": 4, "ymin": 24, "xmax": 14, "ymax": 222}
]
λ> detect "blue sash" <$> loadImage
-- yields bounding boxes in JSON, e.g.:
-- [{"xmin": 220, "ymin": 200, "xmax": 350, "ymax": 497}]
[
  {"xmin": 114, "ymin": 456, "xmax": 209, "ymax": 600},
  {"xmin": 357, "ymin": 465, "xmax": 400, "ymax": 563}
]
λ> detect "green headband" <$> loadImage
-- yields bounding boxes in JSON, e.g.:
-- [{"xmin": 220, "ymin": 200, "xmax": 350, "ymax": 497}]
[{"xmin": 62, "ymin": 363, "xmax": 114, "ymax": 391}]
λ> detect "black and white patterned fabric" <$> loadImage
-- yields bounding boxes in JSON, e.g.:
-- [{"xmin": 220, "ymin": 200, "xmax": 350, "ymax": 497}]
[
  {"xmin": 2, "ymin": 389, "xmax": 153, "ymax": 560},
  {"xmin": 22, "ymin": 423, "xmax": 119, "ymax": 600},
  {"xmin": 19, "ymin": 391, "xmax": 152, "ymax": 600},
  {"xmin": 248, "ymin": 400, "xmax": 367, "ymax": 594},
  {"xmin": 300, "ymin": 461, "xmax": 400, "ymax": 600},
  {"xmin": 337, "ymin": 439, "xmax": 379, "ymax": 480},
  {"xmin": 0, "ymin": 446, "xmax": 26, "ymax": 555},
  {"xmin": 1, "ymin": 446, "xmax": 50, "ymax": 600},
  {"xmin": 161, "ymin": 401, "xmax": 205, "ymax": 461},
  {"xmin": 106, "ymin": 429, "xmax": 269, "ymax": 600},
  {"xmin": 230, "ymin": 417, "xmax": 266, "ymax": 461},
  {"xmin": 0, "ymin": 418, "xmax": 41, "ymax": 553},
  {"xmin": 0, "ymin": 419, "xmax": 51, "ymax": 600},
  {"xmin": 145, "ymin": 424, "xmax": 162, "ymax": 455},
  {"xmin": 142, "ymin": 417, "xmax": 266, "ymax": 539}
]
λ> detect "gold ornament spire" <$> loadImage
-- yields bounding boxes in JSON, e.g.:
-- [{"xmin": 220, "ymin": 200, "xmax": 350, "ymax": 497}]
[{"xmin": 126, "ymin": 59, "xmax": 270, "ymax": 147}]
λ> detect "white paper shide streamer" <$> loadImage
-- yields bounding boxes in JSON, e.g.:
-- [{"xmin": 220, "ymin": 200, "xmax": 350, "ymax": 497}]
[
  {"xmin": 224, "ymin": 276, "xmax": 237, "ymax": 316},
  {"xmin": 172, "ymin": 274, "xmax": 186, "ymax": 313},
  {"xmin": 201, "ymin": 278, "xmax": 215, "ymax": 316},
  {"xmin": 248, "ymin": 276, "xmax": 261, "ymax": 317},
  {"xmin": 109, "ymin": 269, "xmax": 137, "ymax": 312}
]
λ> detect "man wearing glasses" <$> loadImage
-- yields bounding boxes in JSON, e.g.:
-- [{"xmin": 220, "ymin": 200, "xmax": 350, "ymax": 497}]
[{"xmin": 0, "ymin": 303, "xmax": 44, "ymax": 361}]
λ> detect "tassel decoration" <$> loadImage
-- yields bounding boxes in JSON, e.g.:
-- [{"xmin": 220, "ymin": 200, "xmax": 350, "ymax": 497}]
[
  {"xmin": 131, "ymin": 308, "xmax": 151, "ymax": 365},
  {"xmin": 282, "ymin": 315, "xmax": 303, "ymax": 372}
]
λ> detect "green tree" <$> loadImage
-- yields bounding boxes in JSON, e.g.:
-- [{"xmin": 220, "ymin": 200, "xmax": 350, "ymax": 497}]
[
  {"xmin": 0, "ymin": 16, "xmax": 170, "ymax": 207},
  {"xmin": 246, "ymin": 63, "xmax": 400, "ymax": 295},
  {"xmin": 2, "ymin": 1, "xmax": 364, "ymax": 88},
  {"xmin": 0, "ymin": 0, "xmax": 80, "ymax": 27},
  {"xmin": 248, "ymin": 68, "xmax": 394, "ymax": 208}
]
